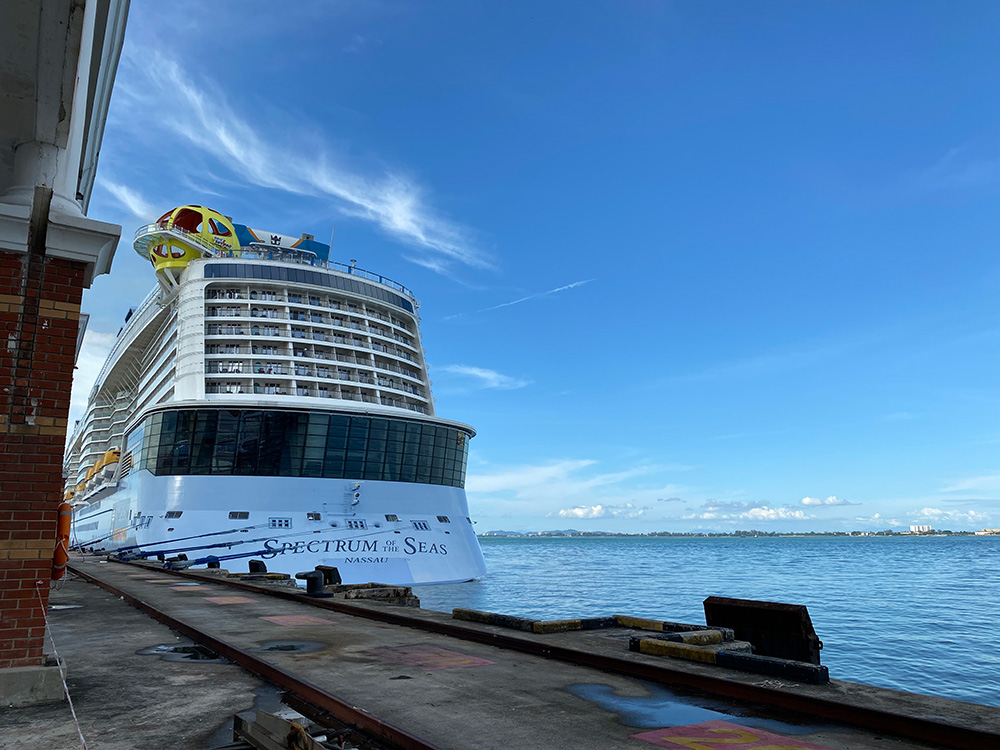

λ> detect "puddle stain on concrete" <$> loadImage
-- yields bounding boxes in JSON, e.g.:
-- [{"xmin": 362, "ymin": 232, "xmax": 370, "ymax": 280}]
[
  {"xmin": 366, "ymin": 643, "xmax": 494, "ymax": 670},
  {"xmin": 564, "ymin": 683, "xmax": 834, "ymax": 736},
  {"xmin": 203, "ymin": 596, "xmax": 259, "ymax": 605},
  {"xmin": 260, "ymin": 614, "xmax": 335, "ymax": 627},
  {"xmin": 252, "ymin": 641, "xmax": 327, "ymax": 654},
  {"xmin": 136, "ymin": 642, "xmax": 227, "ymax": 663},
  {"xmin": 633, "ymin": 719, "xmax": 836, "ymax": 749}
]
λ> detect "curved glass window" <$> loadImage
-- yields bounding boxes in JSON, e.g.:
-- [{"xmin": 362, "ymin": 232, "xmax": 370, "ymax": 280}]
[{"xmin": 133, "ymin": 408, "xmax": 469, "ymax": 488}]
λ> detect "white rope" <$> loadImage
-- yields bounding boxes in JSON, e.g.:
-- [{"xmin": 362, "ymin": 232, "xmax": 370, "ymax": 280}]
[{"xmin": 34, "ymin": 580, "xmax": 87, "ymax": 750}]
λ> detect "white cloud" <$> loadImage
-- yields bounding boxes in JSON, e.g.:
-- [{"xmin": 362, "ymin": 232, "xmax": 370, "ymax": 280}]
[
  {"xmin": 739, "ymin": 506, "xmax": 810, "ymax": 521},
  {"xmin": 468, "ymin": 459, "xmax": 599, "ymax": 494},
  {"xmin": 68, "ymin": 329, "xmax": 117, "ymax": 426},
  {"xmin": 801, "ymin": 495, "xmax": 856, "ymax": 506},
  {"xmin": 942, "ymin": 474, "xmax": 1000, "ymax": 492},
  {"xmin": 466, "ymin": 458, "xmax": 685, "ymax": 523},
  {"xmin": 439, "ymin": 365, "xmax": 528, "ymax": 390},
  {"xmin": 913, "ymin": 146, "xmax": 1000, "ymax": 191},
  {"xmin": 557, "ymin": 503, "xmax": 647, "ymax": 520},
  {"xmin": 854, "ymin": 513, "xmax": 901, "ymax": 527},
  {"xmin": 99, "ymin": 179, "xmax": 159, "ymax": 220},
  {"xmin": 682, "ymin": 501, "xmax": 811, "ymax": 522},
  {"xmin": 116, "ymin": 53, "xmax": 490, "ymax": 274},
  {"xmin": 445, "ymin": 279, "xmax": 595, "ymax": 320},
  {"xmin": 910, "ymin": 507, "xmax": 990, "ymax": 526},
  {"xmin": 481, "ymin": 279, "xmax": 595, "ymax": 312}
]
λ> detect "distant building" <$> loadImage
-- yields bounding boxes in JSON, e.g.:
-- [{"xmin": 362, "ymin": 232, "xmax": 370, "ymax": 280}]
[
  {"xmin": 909, "ymin": 525, "xmax": 933, "ymax": 533},
  {"xmin": 974, "ymin": 529, "xmax": 1000, "ymax": 536}
]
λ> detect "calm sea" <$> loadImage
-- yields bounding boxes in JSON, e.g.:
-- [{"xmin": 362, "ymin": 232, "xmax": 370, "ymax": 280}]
[{"xmin": 417, "ymin": 535, "xmax": 1000, "ymax": 707}]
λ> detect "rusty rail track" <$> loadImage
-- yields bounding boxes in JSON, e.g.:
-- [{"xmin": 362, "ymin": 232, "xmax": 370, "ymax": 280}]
[
  {"xmin": 70, "ymin": 561, "xmax": 1000, "ymax": 750},
  {"xmin": 70, "ymin": 564, "xmax": 442, "ymax": 750}
]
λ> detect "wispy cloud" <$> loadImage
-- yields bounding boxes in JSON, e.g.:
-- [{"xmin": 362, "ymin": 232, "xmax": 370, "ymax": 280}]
[
  {"xmin": 482, "ymin": 279, "xmax": 595, "ymax": 312},
  {"xmin": 342, "ymin": 34, "xmax": 382, "ymax": 54},
  {"xmin": 99, "ymin": 179, "xmax": 159, "ymax": 220},
  {"xmin": 881, "ymin": 412, "xmax": 918, "ymax": 422},
  {"xmin": 942, "ymin": 474, "xmax": 1000, "ymax": 493},
  {"xmin": 664, "ymin": 336, "xmax": 859, "ymax": 385},
  {"xmin": 439, "ymin": 365, "xmax": 529, "ymax": 390},
  {"xmin": 466, "ymin": 458, "xmax": 686, "ymax": 522},
  {"xmin": 115, "ymin": 52, "xmax": 490, "ymax": 274},
  {"xmin": 913, "ymin": 146, "xmax": 1000, "ymax": 191},
  {"xmin": 445, "ymin": 279, "xmax": 594, "ymax": 320},
  {"xmin": 801, "ymin": 495, "xmax": 858, "ymax": 507},
  {"xmin": 910, "ymin": 507, "xmax": 990, "ymax": 527}
]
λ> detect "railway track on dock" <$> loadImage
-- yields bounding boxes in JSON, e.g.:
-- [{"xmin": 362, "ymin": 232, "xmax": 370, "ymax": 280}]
[{"xmin": 70, "ymin": 560, "xmax": 1000, "ymax": 750}]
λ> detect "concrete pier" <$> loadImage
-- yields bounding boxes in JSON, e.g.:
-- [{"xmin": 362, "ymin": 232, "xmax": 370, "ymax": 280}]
[{"xmin": 2, "ymin": 556, "xmax": 998, "ymax": 749}]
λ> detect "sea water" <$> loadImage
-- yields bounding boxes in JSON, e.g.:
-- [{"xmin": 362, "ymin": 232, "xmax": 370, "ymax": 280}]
[{"xmin": 417, "ymin": 535, "xmax": 1000, "ymax": 707}]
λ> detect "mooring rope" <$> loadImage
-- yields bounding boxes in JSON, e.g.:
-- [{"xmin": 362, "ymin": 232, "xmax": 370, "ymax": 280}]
[{"xmin": 34, "ymin": 580, "xmax": 87, "ymax": 750}]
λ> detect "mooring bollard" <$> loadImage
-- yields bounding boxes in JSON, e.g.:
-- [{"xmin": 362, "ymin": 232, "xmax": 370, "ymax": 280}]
[
  {"xmin": 295, "ymin": 570, "xmax": 332, "ymax": 597},
  {"xmin": 315, "ymin": 565, "xmax": 342, "ymax": 585},
  {"xmin": 248, "ymin": 559, "xmax": 267, "ymax": 574},
  {"xmin": 206, "ymin": 557, "xmax": 220, "ymax": 569}
]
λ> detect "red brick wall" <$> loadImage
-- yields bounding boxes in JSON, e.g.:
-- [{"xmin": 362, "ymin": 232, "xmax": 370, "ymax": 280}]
[{"xmin": 0, "ymin": 250, "xmax": 85, "ymax": 669}]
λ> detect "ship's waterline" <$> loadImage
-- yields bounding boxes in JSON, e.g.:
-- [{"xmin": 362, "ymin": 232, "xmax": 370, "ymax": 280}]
[{"xmin": 66, "ymin": 204, "xmax": 485, "ymax": 584}]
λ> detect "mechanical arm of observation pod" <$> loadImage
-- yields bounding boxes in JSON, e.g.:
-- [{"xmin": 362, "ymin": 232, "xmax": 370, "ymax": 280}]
[{"xmin": 133, "ymin": 205, "xmax": 240, "ymax": 291}]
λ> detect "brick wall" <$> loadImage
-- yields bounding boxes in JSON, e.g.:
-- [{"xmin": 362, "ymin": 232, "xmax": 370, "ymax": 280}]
[{"xmin": 0, "ymin": 249, "xmax": 85, "ymax": 669}]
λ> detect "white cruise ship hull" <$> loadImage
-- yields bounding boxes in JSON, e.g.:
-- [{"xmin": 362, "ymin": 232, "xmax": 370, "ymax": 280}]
[
  {"xmin": 66, "ymin": 204, "xmax": 487, "ymax": 587},
  {"xmin": 73, "ymin": 472, "xmax": 486, "ymax": 585}
]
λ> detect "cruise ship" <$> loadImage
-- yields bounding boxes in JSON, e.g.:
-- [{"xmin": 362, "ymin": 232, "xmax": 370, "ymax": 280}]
[{"xmin": 63, "ymin": 204, "xmax": 487, "ymax": 585}]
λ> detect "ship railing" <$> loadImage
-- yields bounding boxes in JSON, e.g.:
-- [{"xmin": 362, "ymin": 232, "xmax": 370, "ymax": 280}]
[
  {"xmin": 206, "ymin": 347, "xmax": 255, "ymax": 355},
  {"xmin": 205, "ymin": 310, "xmax": 292, "ymax": 321},
  {"xmin": 373, "ymin": 361, "xmax": 419, "ymax": 379},
  {"xmin": 135, "ymin": 223, "xmax": 416, "ymax": 300}
]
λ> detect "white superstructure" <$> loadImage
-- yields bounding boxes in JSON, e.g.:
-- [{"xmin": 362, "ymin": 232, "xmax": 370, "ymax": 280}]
[{"xmin": 64, "ymin": 205, "xmax": 486, "ymax": 585}]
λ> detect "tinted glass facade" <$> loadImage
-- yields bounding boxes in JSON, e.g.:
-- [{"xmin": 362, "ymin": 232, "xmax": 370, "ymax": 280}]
[
  {"xmin": 135, "ymin": 408, "xmax": 469, "ymax": 487},
  {"xmin": 203, "ymin": 263, "xmax": 415, "ymax": 313}
]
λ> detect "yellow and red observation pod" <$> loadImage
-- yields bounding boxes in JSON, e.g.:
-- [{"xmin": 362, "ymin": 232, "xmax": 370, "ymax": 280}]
[{"xmin": 134, "ymin": 205, "xmax": 240, "ymax": 289}]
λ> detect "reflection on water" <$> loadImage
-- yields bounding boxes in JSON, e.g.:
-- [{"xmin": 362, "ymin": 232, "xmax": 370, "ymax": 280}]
[{"xmin": 417, "ymin": 536, "xmax": 1000, "ymax": 707}]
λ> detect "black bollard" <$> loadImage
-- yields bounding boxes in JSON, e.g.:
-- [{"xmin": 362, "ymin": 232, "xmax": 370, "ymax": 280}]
[
  {"xmin": 295, "ymin": 570, "xmax": 332, "ymax": 597},
  {"xmin": 248, "ymin": 559, "xmax": 267, "ymax": 574},
  {"xmin": 206, "ymin": 557, "xmax": 220, "ymax": 569},
  {"xmin": 315, "ymin": 565, "xmax": 342, "ymax": 585}
]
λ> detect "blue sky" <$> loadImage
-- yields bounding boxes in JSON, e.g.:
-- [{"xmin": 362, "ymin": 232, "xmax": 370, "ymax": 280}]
[{"xmin": 75, "ymin": 0, "xmax": 1000, "ymax": 532}]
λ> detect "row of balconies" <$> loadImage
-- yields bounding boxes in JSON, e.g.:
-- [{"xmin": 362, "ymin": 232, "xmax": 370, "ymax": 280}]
[
  {"xmin": 204, "ymin": 363, "xmax": 425, "ymax": 398},
  {"xmin": 205, "ymin": 308, "xmax": 413, "ymax": 348},
  {"xmin": 205, "ymin": 325, "xmax": 417, "ymax": 363},
  {"xmin": 204, "ymin": 345, "xmax": 422, "ymax": 382},
  {"xmin": 203, "ymin": 380, "xmax": 427, "ymax": 413},
  {"xmin": 205, "ymin": 287, "xmax": 412, "ymax": 333}
]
